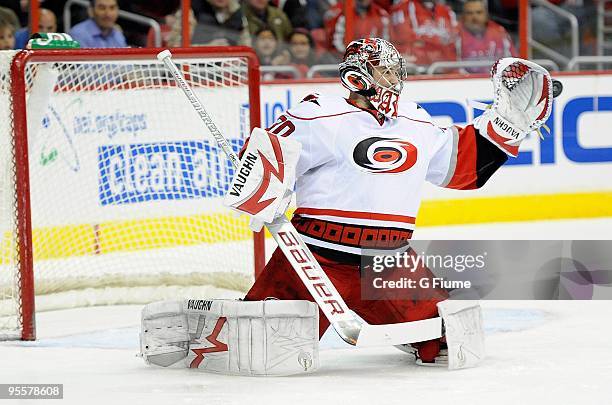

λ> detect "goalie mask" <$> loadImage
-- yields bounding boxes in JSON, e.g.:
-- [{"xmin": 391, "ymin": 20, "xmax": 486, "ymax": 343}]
[{"xmin": 339, "ymin": 38, "xmax": 407, "ymax": 119}]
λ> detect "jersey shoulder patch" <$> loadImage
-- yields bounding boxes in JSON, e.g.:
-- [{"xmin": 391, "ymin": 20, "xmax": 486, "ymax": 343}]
[{"xmin": 300, "ymin": 93, "xmax": 322, "ymax": 105}]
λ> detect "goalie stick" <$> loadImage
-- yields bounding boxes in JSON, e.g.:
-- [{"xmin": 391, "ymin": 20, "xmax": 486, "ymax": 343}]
[{"xmin": 156, "ymin": 49, "xmax": 443, "ymax": 348}]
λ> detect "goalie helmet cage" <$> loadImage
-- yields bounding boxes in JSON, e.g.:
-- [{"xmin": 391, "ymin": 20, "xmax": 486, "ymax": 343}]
[{"xmin": 0, "ymin": 47, "xmax": 265, "ymax": 341}]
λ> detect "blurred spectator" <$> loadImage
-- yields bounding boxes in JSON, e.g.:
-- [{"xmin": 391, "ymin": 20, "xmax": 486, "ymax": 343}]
[
  {"xmin": 531, "ymin": 0, "xmax": 597, "ymax": 57},
  {"xmin": 14, "ymin": 8, "xmax": 57, "ymax": 49},
  {"xmin": 151, "ymin": 4, "xmax": 249, "ymax": 48},
  {"xmin": 0, "ymin": 17, "xmax": 16, "ymax": 50},
  {"xmin": 287, "ymin": 28, "xmax": 316, "ymax": 74},
  {"xmin": 119, "ymin": 0, "xmax": 179, "ymax": 46},
  {"xmin": 70, "ymin": 0, "xmax": 127, "ymax": 48},
  {"xmin": 0, "ymin": 6, "xmax": 20, "ymax": 30},
  {"xmin": 166, "ymin": 8, "xmax": 197, "ymax": 47},
  {"xmin": 272, "ymin": 0, "xmax": 309, "ymax": 29},
  {"xmin": 193, "ymin": 0, "xmax": 251, "ymax": 46},
  {"xmin": 325, "ymin": 0, "xmax": 389, "ymax": 54},
  {"xmin": 122, "ymin": 0, "xmax": 180, "ymax": 20},
  {"xmin": 488, "ymin": 0, "xmax": 518, "ymax": 33},
  {"xmin": 1, "ymin": 0, "xmax": 27, "ymax": 27},
  {"xmin": 458, "ymin": 0, "xmax": 515, "ymax": 73},
  {"xmin": 304, "ymin": 0, "xmax": 333, "ymax": 29},
  {"xmin": 389, "ymin": 0, "xmax": 458, "ymax": 65},
  {"xmin": 244, "ymin": 0, "xmax": 293, "ymax": 41},
  {"xmin": 287, "ymin": 28, "xmax": 336, "ymax": 76},
  {"xmin": 254, "ymin": 27, "xmax": 291, "ymax": 65},
  {"xmin": 145, "ymin": 13, "xmax": 174, "ymax": 47}
]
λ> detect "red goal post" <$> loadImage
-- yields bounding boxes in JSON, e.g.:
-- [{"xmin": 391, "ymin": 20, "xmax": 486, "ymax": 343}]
[{"xmin": 1, "ymin": 47, "xmax": 265, "ymax": 341}]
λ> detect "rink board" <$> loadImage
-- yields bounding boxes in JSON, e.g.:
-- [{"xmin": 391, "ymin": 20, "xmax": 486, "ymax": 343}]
[{"xmin": 3, "ymin": 73, "xmax": 611, "ymax": 263}]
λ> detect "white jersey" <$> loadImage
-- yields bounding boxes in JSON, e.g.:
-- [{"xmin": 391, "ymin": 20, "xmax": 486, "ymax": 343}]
[{"xmin": 266, "ymin": 93, "xmax": 500, "ymax": 254}]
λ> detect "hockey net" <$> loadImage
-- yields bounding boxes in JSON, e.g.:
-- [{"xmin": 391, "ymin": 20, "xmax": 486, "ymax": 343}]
[{"xmin": 0, "ymin": 48, "xmax": 263, "ymax": 340}]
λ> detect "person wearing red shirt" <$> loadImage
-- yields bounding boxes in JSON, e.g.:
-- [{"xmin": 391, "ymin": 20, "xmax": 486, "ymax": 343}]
[
  {"xmin": 389, "ymin": 0, "xmax": 458, "ymax": 66},
  {"xmin": 325, "ymin": 0, "xmax": 389, "ymax": 54},
  {"xmin": 459, "ymin": 0, "xmax": 516, "ymax": 73}
]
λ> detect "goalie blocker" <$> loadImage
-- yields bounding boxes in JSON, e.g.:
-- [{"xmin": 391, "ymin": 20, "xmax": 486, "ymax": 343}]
[{"xmin": 224, "ymin": 128, "xmax": 301, "ymax": 232}]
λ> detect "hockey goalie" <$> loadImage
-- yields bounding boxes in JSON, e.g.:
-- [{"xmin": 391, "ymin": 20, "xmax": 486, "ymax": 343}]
[{"xmin": 140, "ymin": 38, "xmax": 553, "ymax": 376}]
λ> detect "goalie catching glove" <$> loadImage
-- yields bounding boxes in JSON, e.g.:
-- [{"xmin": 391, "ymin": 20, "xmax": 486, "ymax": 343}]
[
  {"xmin": 474, "ymin": 58, "xmax": 553, "ymax": 157},
  {"xmin": 224, "ymin": 128, "xmax": 301, "ymax": 232}
]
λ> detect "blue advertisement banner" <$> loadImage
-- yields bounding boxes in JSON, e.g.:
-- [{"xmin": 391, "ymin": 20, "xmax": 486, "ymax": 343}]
[{"xmin": 98, "ymin": 139, "xmax": 243, "ymax": 205}]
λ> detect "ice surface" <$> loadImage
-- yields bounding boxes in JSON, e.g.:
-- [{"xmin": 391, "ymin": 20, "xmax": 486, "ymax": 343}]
[{"xmin": 1, "ymin": 219, "xmax": 612, "ymax": 405}]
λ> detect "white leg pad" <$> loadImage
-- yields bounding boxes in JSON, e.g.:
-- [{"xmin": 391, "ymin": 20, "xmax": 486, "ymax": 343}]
[
  {"xmin": 140, "ymin": 299, "xmax": 319, "ymax": 376},
  {"xmin": 437, "ymin": 300, "xmax": 485, "ymax": 370},
  {"xmin": 140, "ymin": 300, "xmax": 190, "ymax": 368}
]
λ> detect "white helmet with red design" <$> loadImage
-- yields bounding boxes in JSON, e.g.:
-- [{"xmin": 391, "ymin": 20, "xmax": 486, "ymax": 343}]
[{"xmin": 339, "ymin": 38, "xmax": 407, "ymax": 119}]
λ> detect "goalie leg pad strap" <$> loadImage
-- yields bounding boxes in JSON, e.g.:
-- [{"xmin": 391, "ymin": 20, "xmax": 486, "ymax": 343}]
[
  {"xmin": 140, "ymin": 300, "xmax": 190, "ymax": 368},
  {"xmin": 140, "ymin": 299, "xmax": 319, "ymax": 376}
]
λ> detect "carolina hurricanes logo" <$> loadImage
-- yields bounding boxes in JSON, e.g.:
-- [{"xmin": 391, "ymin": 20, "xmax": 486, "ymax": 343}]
[
  {"xmin": 353, "ymin": 137, "xmax": 418, "ymax": 174},
  {"xmin": 342, "ymin": 70, "xmax": 369, "ymax": 92}
]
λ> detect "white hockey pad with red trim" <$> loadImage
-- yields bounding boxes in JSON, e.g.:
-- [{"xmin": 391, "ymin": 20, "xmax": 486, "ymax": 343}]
[
  {"xmin": 224, "ymin": 128, "xmax": 301, "ymax": 232},
  {"xmin": 140, "ymin": 299, "xmax": 319, "ymax": 376},
  {"xmin": 474, "ymin": 58, "xmax": 553, "ymax": 157}
]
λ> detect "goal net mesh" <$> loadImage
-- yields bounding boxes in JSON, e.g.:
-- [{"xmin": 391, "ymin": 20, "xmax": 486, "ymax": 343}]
[{"xmin": 0, "ymin": 50, "xmax": 258, "ymax": 339}]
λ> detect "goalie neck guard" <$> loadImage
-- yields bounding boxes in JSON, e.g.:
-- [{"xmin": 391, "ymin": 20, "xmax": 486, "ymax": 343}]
[{"xmin": 339, "ymin": 38, "xmax": 407, "ymax": 119}]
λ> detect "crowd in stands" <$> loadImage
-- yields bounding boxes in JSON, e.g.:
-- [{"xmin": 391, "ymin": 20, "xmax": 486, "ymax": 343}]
[{"xmin": 0, "ymin": 0, "xmax": 599, "ymax": 77}]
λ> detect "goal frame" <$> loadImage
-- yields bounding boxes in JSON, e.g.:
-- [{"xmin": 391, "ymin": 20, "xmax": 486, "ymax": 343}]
[{"xmin": 7, "ymin": 47, "xmax": 265, "ymax": 341}]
